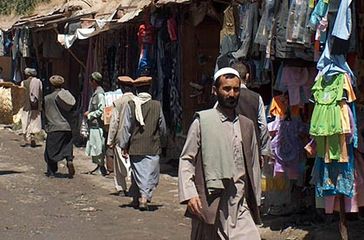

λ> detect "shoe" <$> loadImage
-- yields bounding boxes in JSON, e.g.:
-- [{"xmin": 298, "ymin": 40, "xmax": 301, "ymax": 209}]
[
  {"xmin": 99, "ymin": 166, "xmax": 108, "ymax": 176},
  {"xmin": 139, "ymin": 197, "xmax": 148, "ymax": 211},
  {"xmin": 119, "ymin": 190, "xmax": 128, "ymax": 197},
  {"xmin": 20, "ymin": 142, "xmax": 30, "ymax": 147},
  {"xmin": 46, "ymin": 169, "xmax": 56, "ymax": 178},
  {"xmin": 129, "ymin": 198, "xmax": 139, "ymax": 209},
  {"xmin": 67, "ymin": 161, "xmax": 75, "ymax": 178},
  {"xmin": 85, "ymin": 166, "xmax": 99, "ymax": 175}
]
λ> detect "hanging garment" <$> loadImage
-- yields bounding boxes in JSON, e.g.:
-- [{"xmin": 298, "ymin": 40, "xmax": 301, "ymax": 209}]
[
  {"xmin": 317, "ymin": 37, "xmax": 355, "ymax": 85},
  {"xmin": 309, "ymin": 0, "xmax": 329, "ymax": 30},
  {"xmin": 232, "ymin": 1, "xmax": 259, "ymax": 59},
  {"xmin": 332, "ymin": 0, "xmax": 352, "ymax": 41},
  {"xmin": 271, "ymin": 118, "xmax": 308, "ymax": 180},
  {"xmin": 0, "ymin": 31, "xmax": 4, "ymax": 56},
  {"xmin": 286, "ymin": 0, "xmax": 312, "ymax": 45},
  {"xmin": 19, "ymin": 27, "xmax": 30, "ymax": 57},
  {"xmin": 255, "ymin": 0, "xmax": 275, "ymax": 47},
  {"xmin": 275, "ymin": 0, "xmax": 313, "ymax": 60},
  {"xmin": 310, "ymin": 145, "xmax": 355, "ymax": 198},
  {"xmin": 219, "ymin": 5, "xmax": 238, "ymax": 55},
  {"xmin": 281, "ymin": 66, "xmax": 311, "ymax": 106}
]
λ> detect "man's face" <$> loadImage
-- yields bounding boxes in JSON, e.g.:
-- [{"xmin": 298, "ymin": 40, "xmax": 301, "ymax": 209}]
[{"xmin": 214, "ymin": 75, "xmax": 240, "ymax": 109}]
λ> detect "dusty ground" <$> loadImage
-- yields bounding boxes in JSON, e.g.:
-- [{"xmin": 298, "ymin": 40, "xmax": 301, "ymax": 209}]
[{"xmin": 0, "ymin": 127, "xmax": 363, "ymax": 240}]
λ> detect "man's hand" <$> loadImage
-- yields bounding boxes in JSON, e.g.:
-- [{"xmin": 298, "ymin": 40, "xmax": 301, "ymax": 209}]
[
  {"xmin": 187, "ymin": 196, "xmax": 203, "ymax": 218},
  {"xmin": 260, "ymin": 155, "xmax": 271, "ymax": 168},
  {"xmin": 121, "ymin": 149, "xmax": 129, "ymax": 159},
  {"xmin": 108, "ymin": 143, "xmax": 115, "ymax": 149},
  {"xmin": 84, "ymin": 111, "xmax": 89, "ymax": 117}
]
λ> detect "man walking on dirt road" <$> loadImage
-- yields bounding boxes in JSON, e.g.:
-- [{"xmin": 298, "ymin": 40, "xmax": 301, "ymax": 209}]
[{"xmin": 179, "ymin": 67, "xmax": 262, "ymax": 239}]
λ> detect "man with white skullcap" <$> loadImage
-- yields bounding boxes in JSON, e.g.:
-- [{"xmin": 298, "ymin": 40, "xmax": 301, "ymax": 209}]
[
  {"xmin": 179, "ymin": 67, "xmax": 262, "ymax": 239},
  {"xmin": 20, "ymin": 67, "xmax": 43, "ymax": 147},
  {"xmin": 44, "ymin": 75, "xmax": 76, "ymax": 178}
]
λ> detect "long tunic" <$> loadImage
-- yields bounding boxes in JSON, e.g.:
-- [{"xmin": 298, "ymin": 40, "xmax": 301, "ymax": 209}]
[
  {"xmin": 106, "ymin": 92, "xmax": 135, "ymax": 146},
  {"xmin": 21, "ymin": 77, "xmax": 42, "ymax": 136},
  {"xmin": 85, "ymin": 86, "xmax": 105, "ymax": 157},
  {"xmin": 179, "ymin": 107, "xmax": 261, "ymax": 240},
  {"xmin": 119, "ymin": 97, "xmax": 167, "ymax": 200},
  {"xmin": 107, "ymin": 92, "xmax": 135, "ymax": 191},
  {"xmin": 44, "ymin": 89, "xmax": 75, "ymax": 163}
]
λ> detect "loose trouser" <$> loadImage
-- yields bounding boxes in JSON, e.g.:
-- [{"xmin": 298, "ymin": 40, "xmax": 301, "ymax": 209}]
[
  {"xmin": 129, "ymin": 155, "xmax": 160, "ymax": 201},
  {"xmin": 113, "ymin": 145, "xmax": 131, "ymax": 191}
]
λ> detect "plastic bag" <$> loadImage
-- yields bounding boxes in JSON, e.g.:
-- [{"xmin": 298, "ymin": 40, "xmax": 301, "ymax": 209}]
[{"xmin": 80, "ymin": 117, "xmax": 89, "ymax": 139}]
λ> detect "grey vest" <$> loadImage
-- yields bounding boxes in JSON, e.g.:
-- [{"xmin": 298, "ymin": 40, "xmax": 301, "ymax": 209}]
[
  {"xmin": 128, "ymin": 100, "xmax": 162, "ymax": 155},
  {"xmin": 236, "ymin": 88, "xmax": 261, "ymax": 148},
  {"xmin": 197, "ymin": 109, "xmax": 234, "ymax": 191}
]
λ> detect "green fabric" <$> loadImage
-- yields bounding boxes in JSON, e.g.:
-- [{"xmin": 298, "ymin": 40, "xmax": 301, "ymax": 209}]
[
  {"xmin": 315, "ymin": 135, "xmax": 341, "ymax": 160},
  {"xmin": 197, "ymin": 109, "xmax": 234, "ymax": 191},
  {"xmin": 310, "ymin": 74, "xmax": 344, "ymax": 136},
  {"xmin": 86, "ymin": 87, "xmax": 105, "ymax": 157}
]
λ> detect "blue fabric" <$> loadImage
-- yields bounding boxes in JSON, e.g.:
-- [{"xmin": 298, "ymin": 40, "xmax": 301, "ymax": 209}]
[
  {"xmin": 309, "ymin": 0, "xmax": 329, "ymax": 29},
  {"xmin": 332, "ymin": 0, "xmax": 352, "ymax": 40},
  {"xmin": 350, "ymin": 103, "xmax": 358, "ymax": 149},
  {"xmin": 129, "ymin": 155, "xmax": 160, "ymax": 201},
  {"xmin": 273, "ymin": 63, "xmax": 287, "ymax": 92},
  {"xmin": 137, "ymin": 44, "xmax": 152, "ymax": 76},
  {"xmin": 311, "ymin": 145, "xmax": 355, "ymax": 198},
  {"xmin": 317, "ymin": 39, "xmax": 355, "ymax": 84}
]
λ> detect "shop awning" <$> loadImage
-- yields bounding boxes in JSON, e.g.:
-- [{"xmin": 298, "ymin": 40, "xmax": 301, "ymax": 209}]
[
  {"xmin": 0, "ymin": 0, "xmax": 123, "ymax": 31},
  {"xmin": 58, "ymin": 0, "xmax": 191, "ymax": 48},
  {"xmin": 118, "ymin": 0, "xmax": 191, "ymax": 23}
]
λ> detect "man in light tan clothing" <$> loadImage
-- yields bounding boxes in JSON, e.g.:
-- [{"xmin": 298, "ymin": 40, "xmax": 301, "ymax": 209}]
[
  {"xmin": 21, "ymin": 68, "xmax": 43, "ymax": 147},
  {"xmin": 107, "ymin": 76, "xmax": 135, "ymax": 196},
  {"xmin": 179, "ymin": 67, "xmax": 261, "ymax": 240}
]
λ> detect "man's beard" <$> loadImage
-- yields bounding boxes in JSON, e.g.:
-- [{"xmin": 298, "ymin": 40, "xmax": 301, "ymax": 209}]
[{"xmin": 217, "ymin": 95, "xmax": 238, "ymax": 109}]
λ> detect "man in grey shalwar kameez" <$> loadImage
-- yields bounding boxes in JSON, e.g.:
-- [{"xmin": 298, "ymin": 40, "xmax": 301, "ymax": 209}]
[
  {"xmin": 179, "ymin": 67, "xmax": 261, "ymax": 240},
  {"xmin": 119, "ymin": 76, "xmax": 166, "ymax": 210},
  {"xmin": 107, "ymin": 76, "xmax": 135, "ymax": 195},
  {"xmin": 21, "ymin": 68, "xmax": 43, "ymax": 147},
  {"xmin": 84, "ymin": 72, "xmax": 107, "ymax": 176},
  {"xmin": 44, "ymin": 75, "xmax": 76, "ymax": 178}
]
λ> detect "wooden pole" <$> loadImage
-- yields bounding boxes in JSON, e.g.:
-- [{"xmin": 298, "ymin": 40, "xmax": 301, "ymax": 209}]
[{"xmin": 339, "ymin": 195, "xmax": 348, "ymax": 240}]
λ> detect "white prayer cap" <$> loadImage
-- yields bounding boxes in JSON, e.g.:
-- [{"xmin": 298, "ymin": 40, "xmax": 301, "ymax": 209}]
[
  {"xmin": 213, "ymin": 67, "xmax": 240, "ymax": 82},
  {"xmin": 24, "ymin": 68, "xmax": 37, "ymax": 76}
]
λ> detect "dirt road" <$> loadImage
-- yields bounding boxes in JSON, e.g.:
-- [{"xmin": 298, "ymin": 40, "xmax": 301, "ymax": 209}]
[
  {"xmin": 1, "ymin": 128, "xmax": 363, "ymax": 240},
  {"xmin": 0, "ymin": 128, "xmax": 189, "ymax": 240}
]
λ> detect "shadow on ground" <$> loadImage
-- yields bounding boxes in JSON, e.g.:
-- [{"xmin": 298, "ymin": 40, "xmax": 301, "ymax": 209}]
[
  {"xmin": 119, "ymin": 203, "xmax": 163, "ymax": 212},
  {"xmin": 0, "ymin": 170, "xmax": 23, "ymax": 176}
]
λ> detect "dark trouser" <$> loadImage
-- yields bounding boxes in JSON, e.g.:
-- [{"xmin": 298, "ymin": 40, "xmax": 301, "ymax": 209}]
[{"xmin": 44, "ymin": 131, "xmax": 74, "ymax": 174}]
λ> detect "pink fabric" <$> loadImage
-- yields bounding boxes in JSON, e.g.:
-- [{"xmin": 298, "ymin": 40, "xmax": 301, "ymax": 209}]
[{"xmin": 281, "ymin": 66, "xmax": 315, "ymax": 106}]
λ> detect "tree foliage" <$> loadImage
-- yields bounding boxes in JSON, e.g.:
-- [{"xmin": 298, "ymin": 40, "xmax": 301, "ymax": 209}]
[{"xmin": 0, "ymin": 0, "xmax": 51, "ymax": 15}]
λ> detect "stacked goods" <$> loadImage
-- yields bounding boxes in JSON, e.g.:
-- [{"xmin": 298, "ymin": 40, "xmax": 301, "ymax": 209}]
[
  {"xmin": 0, "ymin": 87, "xmax": 13, "ymax": 124},
  {"xmin": 0, "ymin": 82, "xmax": 25, "ymax": 125}
]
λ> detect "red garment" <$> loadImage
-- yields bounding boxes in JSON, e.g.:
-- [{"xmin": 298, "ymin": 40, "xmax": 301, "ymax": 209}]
[
  {"xmin": 137, "ymin": 24, "xmax": 154, "ymax": 45},
  {"xmin": 167, "ymin": 17, "xmax": 177, "ymax": 41}
]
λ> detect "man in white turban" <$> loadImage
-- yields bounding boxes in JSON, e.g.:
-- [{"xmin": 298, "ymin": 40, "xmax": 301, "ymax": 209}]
[{"xmin": 21, "ymin": 68, "xmax": 43, "ymax": 147}]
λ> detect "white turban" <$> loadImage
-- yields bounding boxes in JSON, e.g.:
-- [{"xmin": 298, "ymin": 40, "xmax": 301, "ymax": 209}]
[
  {"xmin": 24, "ymin": 68, "xmax": 37, "ymax": 76},
  {"xmin": 213, "ymin": 67, "xmax": 240, "ymax": 82}
]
